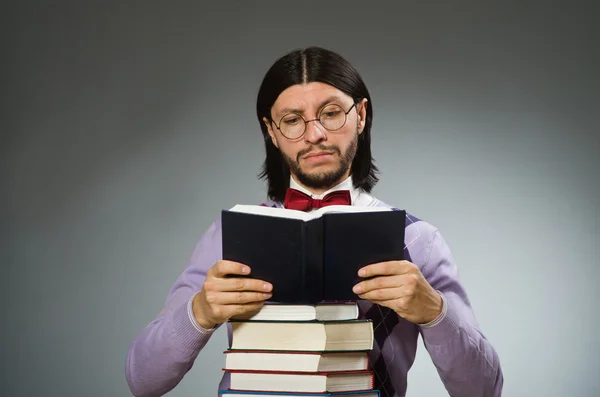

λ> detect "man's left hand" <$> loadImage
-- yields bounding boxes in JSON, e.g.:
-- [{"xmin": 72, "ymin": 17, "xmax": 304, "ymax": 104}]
[{"xmin": 352, "ymin": 260, "xmax": 443, "ymax": 325}]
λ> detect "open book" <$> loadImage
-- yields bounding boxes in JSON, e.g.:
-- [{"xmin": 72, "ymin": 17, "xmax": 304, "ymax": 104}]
[{"xmin": 221, "ymin": 204, "xmax": 406, "ymax": 304}]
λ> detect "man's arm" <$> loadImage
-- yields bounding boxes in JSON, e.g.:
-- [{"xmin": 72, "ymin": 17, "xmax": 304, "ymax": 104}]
[
  {"xmin": 418, "ymin": 228, "xmax": 503, "ymax": 397},
  {"xmin": 125, "ymin": 221, "xmax": 222, "ymax": 397}
]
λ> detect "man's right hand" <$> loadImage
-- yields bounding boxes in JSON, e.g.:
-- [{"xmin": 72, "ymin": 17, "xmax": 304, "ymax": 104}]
[{"xmin": 192, "ymin": 260, "xmax": 273, "ymax": 329}]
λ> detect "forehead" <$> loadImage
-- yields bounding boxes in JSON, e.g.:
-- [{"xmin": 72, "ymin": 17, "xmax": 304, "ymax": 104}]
[{"xmin": 271, "ymin": 82, "xmax": 351, "ymax": 117}]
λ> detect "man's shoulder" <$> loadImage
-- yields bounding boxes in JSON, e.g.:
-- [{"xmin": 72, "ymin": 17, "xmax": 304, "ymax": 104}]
[
  {"xmin": 258, "ymin": 199, "xmax": 282, "ymax": 208},
  {"xmin": 372, "ymin": 198, "xmax": 436, "ymax": 230},
  {"xmin": 203, "ymin": 200, "xmax": 278, "ymax": 237},
  {"xmin": 372, "ymin": 198, "xmax": 440, "ymax": 266}
]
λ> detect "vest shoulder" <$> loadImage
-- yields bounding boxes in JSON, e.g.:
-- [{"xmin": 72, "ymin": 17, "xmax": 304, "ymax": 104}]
[{"xmin": 372, "ymin": 199, "xmax": 427, "ymax": 226}]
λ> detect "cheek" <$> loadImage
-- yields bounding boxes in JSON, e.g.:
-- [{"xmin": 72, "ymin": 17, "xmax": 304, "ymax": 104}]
[
  {"xmin": 277, "ymin": 141, "xmax": 300, "ymax": 159},
  {"xmin": 332, "ymin": 128, "xmax": 357, "ymax": 149}
]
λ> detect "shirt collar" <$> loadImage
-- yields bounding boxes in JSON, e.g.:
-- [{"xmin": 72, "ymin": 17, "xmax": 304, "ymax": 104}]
[{"xmin": 288, "ymin": 175, "xmax": 376, "ymax": 207}]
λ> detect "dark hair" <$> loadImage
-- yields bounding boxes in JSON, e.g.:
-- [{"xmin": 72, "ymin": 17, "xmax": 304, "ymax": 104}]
[{"xmin": 256, "ymin": 46, "xmax": 379, "ymax": 202}]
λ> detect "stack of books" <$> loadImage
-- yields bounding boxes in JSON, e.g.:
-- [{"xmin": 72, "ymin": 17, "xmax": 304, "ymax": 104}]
[
  {"xmin": 220, "ymin": 302, "xmax": 380, "ymax": 397},
  {"xmin": 218, "ymin": 203, "xmax": 407, "ymax": 397}
]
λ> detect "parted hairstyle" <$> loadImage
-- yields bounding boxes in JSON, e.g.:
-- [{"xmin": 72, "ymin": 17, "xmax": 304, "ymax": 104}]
[{"xmin": 256, "ymin": 46, "xmax": 379, "ymax": 203}]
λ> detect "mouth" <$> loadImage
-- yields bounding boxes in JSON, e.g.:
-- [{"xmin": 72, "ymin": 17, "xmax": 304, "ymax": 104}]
[{"xmin": 303, "ymin": 151, "xmax": 334, "ymax": 160}]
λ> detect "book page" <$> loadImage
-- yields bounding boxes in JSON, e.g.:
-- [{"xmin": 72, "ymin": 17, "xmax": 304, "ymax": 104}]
[
  {"xmin": 227, "ymin": 204, "xmax": 313, "ymax": 220},
  {"xmin": 227, "ymin": 204, "xmax": 392, "ymax": 221},
  {"xmin": 311, "ymin": 205, "xmax": 391, "ymax": 217}
]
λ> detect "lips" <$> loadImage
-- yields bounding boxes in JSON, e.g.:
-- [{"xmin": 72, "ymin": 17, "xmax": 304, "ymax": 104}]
[{"xmin": 303, "ymin": 151, "xmax": 333, "ymax": 159}]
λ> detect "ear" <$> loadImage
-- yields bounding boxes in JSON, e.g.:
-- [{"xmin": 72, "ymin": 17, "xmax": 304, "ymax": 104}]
[
  {"xmin": 263, "ymin": 117, "xmax": 279, "ymax": 149},
  {"xmin": 357, "ymin": 98, "xmax": 368, "ymax": 134}
]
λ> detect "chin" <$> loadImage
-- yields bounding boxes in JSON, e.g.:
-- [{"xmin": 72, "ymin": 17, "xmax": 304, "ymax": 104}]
[
  {"xmin": 302, "ymin": 156, "xmax": 338, "ymax": 167},
  {"xmin": 299, "ymin": 166, "xmax": 348, "ymax": 185},
  {"xmin": 302, "ymin": 164, "xmax": 337, "ymax": 175}
]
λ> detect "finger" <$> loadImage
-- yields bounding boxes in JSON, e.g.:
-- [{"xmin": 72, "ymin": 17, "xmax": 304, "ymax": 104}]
[
  {"xmin": 356, "ymin": 286, "xmax": 403, "ymax": 301},
  {"xmin": 205, "ymin": 290, "xmax": 273, "ymax": 306},
  {"xmin": 352, "ymin": 275, "xmax": 403, "ymax": 294},
  {"xmin": 223, "ymin": 277, "xmax": 273, "ymax": 293},
  {"xmin": 358, "ymin": 285, "xmax": 415, "ymax": 302},
  {"xmin": 211, "ymin": 301, "xmax": 267, "ymax": 322},
  {"xmin": 358, "ymin": 260, "xmax": 415, "ymax": 278},
  {"xmin": 206, "ymin": 276, "xmax": 273, "ymax": 293},
  {"xmin": 211, "ymin": 260, "xmax": 251, "ymax": 278}
]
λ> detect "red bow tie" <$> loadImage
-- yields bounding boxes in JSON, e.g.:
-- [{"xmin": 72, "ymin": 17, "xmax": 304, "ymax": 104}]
[{"xmin": 283, "ymin": 188, "xmax": 351, "ymax": 211}]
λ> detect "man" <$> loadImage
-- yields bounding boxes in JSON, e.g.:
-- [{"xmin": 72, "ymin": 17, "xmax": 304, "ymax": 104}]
[{"xmin": 126, "ymin": 47, "xmax": 503, "ymax": 397}]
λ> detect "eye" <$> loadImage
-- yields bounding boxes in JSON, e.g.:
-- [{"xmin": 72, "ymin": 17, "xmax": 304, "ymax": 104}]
[
  {"xmin": 282, "ymin": 116, "xmax": 301, "ymax": 125},
  {"xmin": 322, "ymin": 110, "xmax": 342, "ymax": 119}
]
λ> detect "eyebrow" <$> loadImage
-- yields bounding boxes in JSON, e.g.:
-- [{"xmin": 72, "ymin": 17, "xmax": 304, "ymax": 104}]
[{"xmin": 276, "ymin": 96, "xmax": 345, "ymax": 117}]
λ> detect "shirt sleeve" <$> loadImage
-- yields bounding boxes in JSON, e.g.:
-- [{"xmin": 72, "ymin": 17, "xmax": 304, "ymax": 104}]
[
  {"xmin": 418, "ymin": 228, "xmax": 504, "ymax": 396},
  {"xmin": 125, "ymin": 220, "xmax": 223, "ymax": 396}
]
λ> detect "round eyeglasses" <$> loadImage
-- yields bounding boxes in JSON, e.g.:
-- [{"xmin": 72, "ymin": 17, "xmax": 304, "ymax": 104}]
[{"xmin": 271, "ymin": 103, "xmax": 357, "ymax": 140}]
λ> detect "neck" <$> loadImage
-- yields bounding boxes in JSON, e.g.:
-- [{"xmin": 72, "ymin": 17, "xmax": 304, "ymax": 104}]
[
  {"xmin": 290, "ymin": 172, "xmax": 352, "ymax": 196},
  {"xmin": 296, "ymin": 183, "xmax": 332, "ymax": 196}
]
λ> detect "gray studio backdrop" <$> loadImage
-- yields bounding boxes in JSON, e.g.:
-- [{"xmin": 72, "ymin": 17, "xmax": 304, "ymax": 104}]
[{"xmin": 3, "ymin": 2, "xmax": 599, "ymax": 397}]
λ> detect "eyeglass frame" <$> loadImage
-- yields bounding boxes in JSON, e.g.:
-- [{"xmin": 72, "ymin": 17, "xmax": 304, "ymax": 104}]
[{"xmin": 269, "ymin": 102, "xmax": 358, "ymax": 140}]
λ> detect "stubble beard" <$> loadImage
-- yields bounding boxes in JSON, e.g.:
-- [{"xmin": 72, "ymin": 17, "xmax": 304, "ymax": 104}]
[{"xmin": 281, "ymin": 132, "xmax": 359, "ymax": 191}]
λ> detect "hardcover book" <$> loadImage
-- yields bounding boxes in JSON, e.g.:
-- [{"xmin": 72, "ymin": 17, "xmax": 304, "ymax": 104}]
[
  {"xmin": 219, "ymin": 389, "xmax": 380, "ymax": 396},
  {"xmin": 229, "ymin": 319, "xmax": 374, "ymax": 352},
  {"xmin": 221, "ymin": 204, "xmax": 406, "ymax": 304},
  {"xmin": 230, "ymin": 302, "xmax": 359, "ymax": 322},
  {"xmin": 223, "ymin": 350, "xmax": 370, "ymax": 373},
  {"xmin": 226, "ymin": 369, "xmax": 374, "ymax": 393}
]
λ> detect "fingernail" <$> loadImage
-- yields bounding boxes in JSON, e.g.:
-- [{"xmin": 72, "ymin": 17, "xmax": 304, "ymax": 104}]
[
  {"xmin": 358, "ymin": 269, "xmax": 365, "ymax": 277},
  {"xmin": 353, "ymin": 284, "xmax": 361, "ymax": 293},
  {"xmin": 242, "ymin": 266, "xmax": 250, "ymax": 273},
  {"xmin": 263, "ymin": 283, "xmax": 271, "ymax": 291},
  {"xmin": 264, "ymin": 293, "xmax": 272, "ymax": 298}
]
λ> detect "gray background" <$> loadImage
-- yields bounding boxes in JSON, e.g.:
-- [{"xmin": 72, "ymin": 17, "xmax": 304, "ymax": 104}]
[{"xmin": 3, "ymin": 1, "xmax": 599, "ymax": 396}]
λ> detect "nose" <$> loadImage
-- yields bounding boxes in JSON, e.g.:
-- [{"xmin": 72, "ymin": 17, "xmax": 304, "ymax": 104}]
[{"xmin": 303, "ymin": 119, "xmax": 326, "ymax": 144}]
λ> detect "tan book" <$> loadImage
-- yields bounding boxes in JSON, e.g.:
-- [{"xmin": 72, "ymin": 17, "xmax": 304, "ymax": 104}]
[
  {"xmin": 224, "ymin": 350, "xmax": 369, "ymax": 372},
  {"xmin": 227, "ymin": 369, "xmax": 374, "ymax": 393},
  {"xmin": 220, "ymin": 389, "xmax": 380, "ymax": 397},
  {"xmin": 229, "ymin": 320, "xmax": 373, "ymax": 352},
  {"xmin": 230, "ymin": 302, "xmax": 359, "ymax": 322}
]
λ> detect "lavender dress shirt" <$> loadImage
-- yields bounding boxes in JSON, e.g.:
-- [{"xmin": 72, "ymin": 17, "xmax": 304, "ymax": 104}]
[{"xmin": 126, "ymin": 178, "xmax": 503, "ymax": 396}]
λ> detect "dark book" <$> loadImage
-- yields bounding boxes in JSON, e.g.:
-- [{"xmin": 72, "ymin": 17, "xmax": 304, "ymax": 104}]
[{"xmin": 221, "ymin": 204, "xmax": 406, "ymax": 304}]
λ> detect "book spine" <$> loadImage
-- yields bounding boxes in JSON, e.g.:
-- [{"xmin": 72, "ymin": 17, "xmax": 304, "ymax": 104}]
[
  {"xmin": 300, "ymin": 221, "xmax": 308, "ymax": 301},
  {"xmin": 304, "ymin": 218, "xmax": 324, "ymax": 303}
]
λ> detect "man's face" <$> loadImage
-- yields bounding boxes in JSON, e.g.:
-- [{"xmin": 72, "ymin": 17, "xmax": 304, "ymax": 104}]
[{"xmin": 264, "ymin": 82, "xmax": 367, "ymax": 193}]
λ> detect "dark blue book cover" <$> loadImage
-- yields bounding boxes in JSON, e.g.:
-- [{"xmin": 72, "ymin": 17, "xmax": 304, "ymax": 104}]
[{"xmin": 221, "ymin": 206, "xmax": 405, "ymax": 304}]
